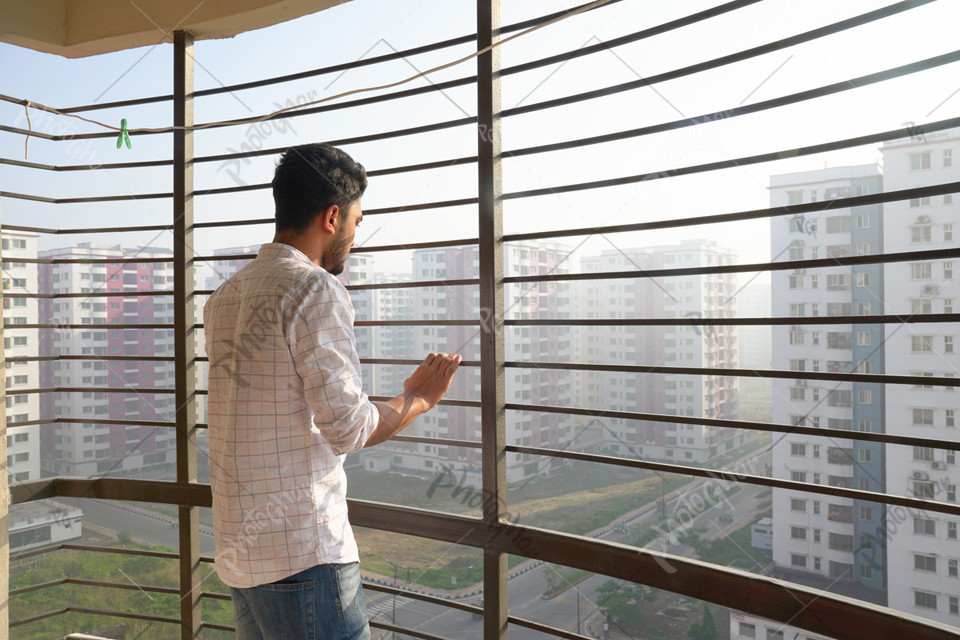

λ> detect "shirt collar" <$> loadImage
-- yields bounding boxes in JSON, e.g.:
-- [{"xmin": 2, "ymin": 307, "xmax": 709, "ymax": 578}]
[{"xmin": 257, "ymin": 242, "xmax": 317, "ymax": 267}]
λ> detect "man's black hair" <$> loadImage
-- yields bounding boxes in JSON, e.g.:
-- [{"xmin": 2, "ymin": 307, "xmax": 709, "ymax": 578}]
[{"xmin": 272, "ymin": 143, "xmax": 367, "ymax": 232}]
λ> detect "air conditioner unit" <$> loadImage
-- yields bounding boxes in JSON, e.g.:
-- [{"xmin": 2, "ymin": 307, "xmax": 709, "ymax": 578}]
[
  {"xmin": 932, "ymin": 461, "xmax": 947, "ymax": 470},
  {"xmin": 921, "ymin": 285, "xmax": 940, "ymax": 296},
  {"xmin": 794, "ymin": 269, "xmax": 807, "ymax": 275},
  {"xmin": 912, "ymin": 470, "xmax": 930, "ymax": 480},
  {"xmin": 917, "ymin": 215, "xmax": 932, "ymax": 224}
]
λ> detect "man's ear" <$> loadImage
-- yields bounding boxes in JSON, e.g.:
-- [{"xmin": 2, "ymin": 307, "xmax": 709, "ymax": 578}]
[{"xmin": 318, "ymin": 204, "xmax": 340, "ymax": 235}]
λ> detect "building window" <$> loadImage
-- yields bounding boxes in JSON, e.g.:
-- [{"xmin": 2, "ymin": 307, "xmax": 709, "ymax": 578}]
[
  {"xmin": 913, "ymin": 408, "xmax": 934, "ymax": 425},
  {"xmin": 945, "ymin": 149, "xmax": 953, "ymax": 168},
  {"xmin": 910, "ymin": 152, "xmax": 932, "ymax": 170},
  {"xmin": 951, "ymin": 597, "xmax": 959, "ymax": 616},
  {"xmin": 912, "ymin": 336, "xmax": 933, "ymax": 352},
  {"xmin": 791, "ymin": 554, "xmax": 807, "ymax": 568},
  {"xmin": 740, "ymin": 622, "xmax": 757, "ymax": 639},
  {"xmin": 858, "ymin": 388, "xmax": 872, "ymax": 404},
  {"xmin": 911, "ymin": 298, "xmax": 933, "ymax": 315},
  {"xmin": 913, "ymin": 446, "xmax": 934, "ymax": 461},
  {"xmin": 946, "ymin": 262, "xmax": 954, "ymax": 279},
  {"xmin": 791, "ymin": 443, "xmax": 806, "ymax": 456},
  {"xmin": 946, "ymin": 336, "xmax": 954, "ymax": 353},
  {"xmin": 791, "ymin": 471, "xmax": 807, "ymax": 483},
  {"xmin": 857, "ymin": 331, "xmax": 872, "ymax": 346},
  {"xmin": 857, "ymin": 302, "xmax": 871, "ymax": 315},
  {"xmin": 946, "ymin": 224, "xmax": 954, "ymax": 241},
  {"xmin": 856, "ymin": 213, "xmax": 870, "ymax": 228},
  {"xmin": 911, "ymin": 263, "xmax": 933, "ymax": 279},
  {"xmin": 912, "ymin": 225, "xmax": 933, "ymax": 243},
  {"xmin": 914, "ymin": 517, "xmax": 936, "ymax": 535},
  {"xmin": 790, "ymin": 499, "xmax": 806, "ymax": 512},
  {"xmin": 856, "ymin": 272, "xmax": 870, "ymax": 287},
  {"xmin": 915, "ymin": 591, "xmax": 938, "ymax": 610},
  {"xmin": 791, "ymin": 526, "xmax": 807, "ymax": 540}
]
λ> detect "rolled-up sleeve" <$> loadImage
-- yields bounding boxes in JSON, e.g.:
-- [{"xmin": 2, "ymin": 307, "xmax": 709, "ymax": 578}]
[{"xmin": 289, "ymin": 279, "xmax": 379, "ymax": 455}]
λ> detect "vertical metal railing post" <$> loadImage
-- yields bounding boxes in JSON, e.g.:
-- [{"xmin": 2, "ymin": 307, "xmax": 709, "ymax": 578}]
[
  {"xmin": 477, "ymin": 1, "xmax": 507, "ymax": 638},
  {"xmin": 173, "ymin": 29, "xmax": 201, "ymax": 640}
]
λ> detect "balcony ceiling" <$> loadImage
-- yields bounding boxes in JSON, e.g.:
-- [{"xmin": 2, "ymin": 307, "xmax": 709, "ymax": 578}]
[{"xmin": 0, "ymin": 0, "xmax": 354, "ymax": 58}]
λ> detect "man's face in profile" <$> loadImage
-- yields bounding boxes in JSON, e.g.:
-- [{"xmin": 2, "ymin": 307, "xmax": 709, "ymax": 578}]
[{"xmin": 323, "ymin": 200, "xmax": 362, "ymax": 276}]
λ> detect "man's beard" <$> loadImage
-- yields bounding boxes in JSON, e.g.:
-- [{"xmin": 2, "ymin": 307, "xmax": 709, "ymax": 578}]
[{"xmin": 323, "ymin": 225, "xmax": 350, "ymax": 276}]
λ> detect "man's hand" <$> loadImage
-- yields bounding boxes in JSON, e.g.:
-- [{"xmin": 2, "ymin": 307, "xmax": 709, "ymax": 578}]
[
  {"xmin": 403, "ymin": 352, "xmax": 462, "ymax": 408},
  {"xmin": 364, "ymin": 352, "xmax": 461, "ymax": 448}
]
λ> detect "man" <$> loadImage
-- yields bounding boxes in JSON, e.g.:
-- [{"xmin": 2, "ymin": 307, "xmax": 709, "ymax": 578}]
[{"xmin": 204, "ymin": 142, "xmax": 461, "ymax": 639}]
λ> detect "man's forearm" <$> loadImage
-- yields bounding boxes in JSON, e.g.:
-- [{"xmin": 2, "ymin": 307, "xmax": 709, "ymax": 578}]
[{"xmin": 365, "ymin": 393, "xmax": 432, "ymax": 448}]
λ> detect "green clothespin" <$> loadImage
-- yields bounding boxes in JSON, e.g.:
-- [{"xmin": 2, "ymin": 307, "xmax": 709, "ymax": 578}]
[{"xmin": 116, "ymin": 118, "xmax": 132, "ymax": 149}]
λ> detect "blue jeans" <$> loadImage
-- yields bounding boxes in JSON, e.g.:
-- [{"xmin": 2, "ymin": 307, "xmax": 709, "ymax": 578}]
[{"xmin": 230, "ymin": 562, "xmax": 370, "ymax": 640}]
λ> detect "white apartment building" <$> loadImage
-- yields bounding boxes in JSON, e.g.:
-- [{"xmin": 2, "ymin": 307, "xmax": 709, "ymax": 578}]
[
  {"xmin": 3, "ymin": 230, "xmax": 41, "ymax": 483},
  {"xmin": 374, "ymin": 242, "xmax": 576, "ymax": 485},
  {"xmin": 39, "ymin": 243, "xmax": 176, "ymax": 477},
  {"xmin": 742, "ymin": 132, "xmax": 959, "ymax": 637},
  {"xmin": 880, "ymin": 128, "xmax": 959, "ymax": 624},
  {"xmin": 580, "ymin": 240, "xmax": 745, "ymax": 464}
]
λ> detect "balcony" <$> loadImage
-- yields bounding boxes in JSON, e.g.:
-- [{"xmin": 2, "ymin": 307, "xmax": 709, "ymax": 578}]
[{"xmin": 3, "ymin": 1, "xmax": 960, "ymax": 640}]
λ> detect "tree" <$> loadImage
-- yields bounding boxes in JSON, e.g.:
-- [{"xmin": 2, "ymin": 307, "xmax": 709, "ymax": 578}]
[
  {"xmin": 687, "ymin": 604, "xmax": 718, "ymax": 640},
  {"xmin": 596, "ymin": 580, "xmax": 651, "ymax": 635}
]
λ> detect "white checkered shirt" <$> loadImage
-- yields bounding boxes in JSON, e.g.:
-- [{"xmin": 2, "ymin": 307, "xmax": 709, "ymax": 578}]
[{"xmin": 204, "ymin": 242, "xmax": 379, "ymax": 588}]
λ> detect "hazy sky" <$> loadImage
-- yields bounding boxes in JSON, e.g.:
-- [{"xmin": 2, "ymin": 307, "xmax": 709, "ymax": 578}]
[{"xmin": 2, "ymin": 0, "xmax": 959, "ymax": 286}]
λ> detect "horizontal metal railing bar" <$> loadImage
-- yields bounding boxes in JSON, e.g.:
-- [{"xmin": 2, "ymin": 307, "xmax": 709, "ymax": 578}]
[
  {"xmin": 504, "ymin": 402, "xmax": 960, "ymax": 452},
  {"xmin": 364, "ymin": 582, "xmax": 482, "ymax": 614},
  {"xmin": 505, "ymin": 48, "xmax": 960, "ymax": 159},
  {"xmin": 10, "ymin": 541, "xmax": 179, "ymax": 563},
  {"xmin": 10, "ymin": 324, "xmax": 174, "ymax": 329},
  {"xmin": 10, "ymin": 477, "xmax": 213, "ymax": 508},
  {"xmin": 501, "ymin": 115, "xmax": 960, "ymax": 200},
  {"xmin": 188, "ymin": 313, "xmax": 959, "ymax": 332},
  {"xmin": 502, "ymin": 314, "xmax": 959, "ymax": 326},
  {"xmin": 361, "ymin": 358, "xmax": 480, "ymax": 367},
  {"xmin": 7, "ymin": 256, "xmax": 173, "ymax": 264},
  {"xmin": 363, "ymin": 197, "xmax": 480, "ymax": 217},
  {"xmin": 10, "ymin": 606, "xmax": 180, "ymax": 628},
  {"xmin": 10, "ymin": 577, "xmax": 179, "ymax": 597},
  {"xmin": 181, "ymin": 156, "xmax": 478, "ymax": 197},
  {"xmin": 192, "ymin": 237, "xmax": 480, "ymax": 262},
  {"xmin": 58, "ymin": 418, "xmax": 176, "ymax": 427},
  {"xmin": 11, "ymin": 485, "xmax": 960, "ymax": 640},
  {"xmin": 503, "ymin": 180, "xmax": 960, "ymax": 242},
  {"xmin": 369, "ymin": 620, "xmax": 450, "ymax": 640},
  {"xmin": 367, "ymin": 396, "xmax": 482, "ymax": 409},
  {"xmin": 7, "ymin": 355, "xmax": 175, "ymax": 363},
  {"xmin": 354, "ymin": 319, "xmax": 481, "ymax": 327},
  {"xmin": 6, "ymin": 290, "xmax": 172, "ymax": 298},
  {"xmin": 0, "ymin": 418, "xmax": 175, "ymax": 429},
  {"xmin": 59, "ymin": 76, "xmax": 479, "ymax": 142},
  {"xmin": 500, "ymin": 0, "xmax": 762, "ymax": 82},
  {"xmin": 501, "ymin": 0, "xmax": 934, "ymax": 119},
  {"xmin": 501, "ymin": 247, "xmax": 960, "ymax": 283},
  {"xmin": 0, "ymin": 155, "xmax": 173, "ymax": 172},
  {"xmin": 200, "ymin": 591, "xmax": 232, "ymax": 601},
  {"xmin": 0, "ymin": 223, "xmax": 173, "ymax": 235},
  {"xmin": 346, "ymin": 500, "xmax": 960, "ymax": 640},
  {"xmin": 199, "ymin": 622, "xmax": 235, "ymax": 632},
  {"xmin": 507, "ymin": 615, "xmax": 595, "ymax": 640},
  {"xmin": 0, "ymin": 190, "xmax": 172, "ymax": 204},
  {"xmin": 503, "ymin": 360, "xmax": 960, "ymax": 387},
  {"xmin": 348, "ymin": 277, "xmax": 479, "ymax": 292},
  {"xmin": 505, "ymin": 444, "xmax": 960, "ymax": 518},
  {"xmin": 15, "ymin": 386, "xmax": 175, "ymax": 395},
  {"xmin": 390, "ymin": 434, "xmax": 483, "ymax": 448},
  {"xmin": 193, "ymin": 116, "xmax": 477, "ymax": 165}
]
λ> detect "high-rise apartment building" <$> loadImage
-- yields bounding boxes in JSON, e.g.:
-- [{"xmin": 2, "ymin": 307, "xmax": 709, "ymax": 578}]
[
  {"xmin": 738, "ymin": 129, "xmax": 959, "ymax": 637},
  {"xmin": 38, "ymin": 243, "xmax": 176, "ymax": 477},
  {"xmin": 580, "ymin": 240, "xmax": 745, "ymax": 464},
  {"xmin": 3, "ymin": 230, "xmax": 41, "ymax": 483}
]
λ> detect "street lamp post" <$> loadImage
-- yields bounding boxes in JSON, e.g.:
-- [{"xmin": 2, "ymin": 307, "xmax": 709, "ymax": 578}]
[
  {"xmin": 577, "ymin": 585, "xmax": 581, "ymax": 634},
  {"xmin": 384, "ymin": 559, "xmax": 401, "ymax": 639}
]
